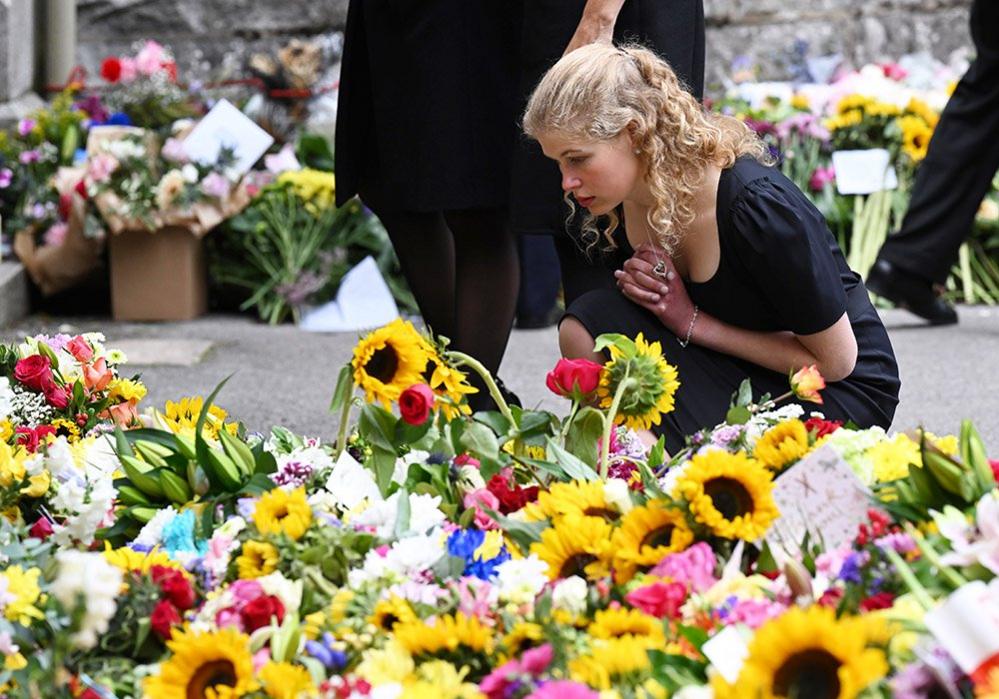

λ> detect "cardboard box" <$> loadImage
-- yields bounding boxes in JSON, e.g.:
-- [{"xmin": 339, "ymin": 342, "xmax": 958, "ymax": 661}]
[{"xmin": 108, "ymin": 226, "xmax": 207, "ymax": 321}]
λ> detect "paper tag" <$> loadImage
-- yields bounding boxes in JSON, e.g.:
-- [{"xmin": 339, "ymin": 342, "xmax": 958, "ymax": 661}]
[
  {"xmin": 765, "ymin": 445, "xmax": 871, "ymax": 555},
  {"xmin": 299, "ymin": 256, "xmax": 400, "ymax": 333},
  {"xmin": 702, "ymin": 626, "xmax": 750, "ymax": 684},
  {"xmin": 924, "ymin": 580, "xmax": 999, "ymax": 674},
  {"xmin": 832, "ymin": 149, "xmax": 898, "ymax": 195},
  {"xmin": 181, "ymin": 99, "xmax": 274, "ymax": 176}
]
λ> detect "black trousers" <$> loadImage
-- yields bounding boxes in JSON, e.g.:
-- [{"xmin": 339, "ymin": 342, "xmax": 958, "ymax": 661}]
[{"xmin": 879, "ymin": 0, "xmax": 999, "ymax": 284}]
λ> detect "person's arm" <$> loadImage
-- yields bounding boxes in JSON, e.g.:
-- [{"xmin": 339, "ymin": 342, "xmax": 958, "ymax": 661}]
[{"xmin": 564, "ymin": 0, "xmax": 627, "ymax": 55}]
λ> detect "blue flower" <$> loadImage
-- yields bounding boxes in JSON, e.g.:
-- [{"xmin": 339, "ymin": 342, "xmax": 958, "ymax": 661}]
[
  {"xmin": 162, "ymin": 510, "xmax": 208, "ymax": 557},
  {"xmin": 105, "ymin": 112, "xmax": 133, "ymax": 126}
]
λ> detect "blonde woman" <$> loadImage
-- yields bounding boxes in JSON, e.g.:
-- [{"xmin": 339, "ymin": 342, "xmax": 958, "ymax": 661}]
[{"xmin": 523, "ymin": 44, "xmax": 900, "ymax": 452}]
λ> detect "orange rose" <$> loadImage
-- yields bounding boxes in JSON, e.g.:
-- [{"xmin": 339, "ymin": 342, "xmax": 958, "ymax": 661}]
[
  {"xmin": 790, "ymin": 365, "xmax": 825, "ymax": 405},
  {"xmin": 83, "ymin": 357, "xmax": 113, "ymax": 392}
]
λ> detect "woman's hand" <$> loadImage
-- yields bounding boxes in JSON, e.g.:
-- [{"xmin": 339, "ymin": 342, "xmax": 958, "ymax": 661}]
[
  {"xmin": 564, "ymin": 1, "xmax": 624, "ymax": 55},
  {"xmin": 615, "ymin": 245, "xmax": 696, "ymax": 337}
]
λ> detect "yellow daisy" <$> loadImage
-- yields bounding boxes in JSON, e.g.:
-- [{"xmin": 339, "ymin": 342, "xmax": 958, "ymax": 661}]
[
  {"xmin": 428, "ymin": 355, "xmax": 478, "ymax": 420},
  {"xmin": 259, "ymin": 661, "xmax": 317, "ymax": 699},
  {"xmin": 674, "ymin": 449, "xmax": 779, "ymax": 541},
  {"xmin": 611, "ymin": 501, "xmax": 693, "ymax": 583},
  {"xmin": 143, "ymin": 627, "xmax": 259, "ymax": 699},
  {"xmin": 253, "ymin": 486, "xmax": 312, "ymax": 540},
  {"xmin": 754, "ymin": 419, "xmax": 810, "ymax": 472},
  {"xmin": 530, "ymin": 514, "xmax": 615, "ymax": 581},
  {"xmin": 236, "ymin": 540, "xmax": 280, "ymax": 579},
  {"xmin": 352, "ymin": 318, "xmax": 431, "ymax": 408},
  {"xmin": 598, "ymin": 333, "xmax": 680, "ymax": 431},
  {"xmin": 712, "ymin": 606, "xmax": 889, "ymax": 699}
]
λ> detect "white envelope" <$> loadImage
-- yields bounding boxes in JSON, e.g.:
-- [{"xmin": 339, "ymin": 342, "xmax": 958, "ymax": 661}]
[
  {"xmin": 181, "ymin": 99, "xmax": 274, "ymax": 176},
  {"xmin": 299, "ymin": 256, "xmax": 400, "ymax": 332}
]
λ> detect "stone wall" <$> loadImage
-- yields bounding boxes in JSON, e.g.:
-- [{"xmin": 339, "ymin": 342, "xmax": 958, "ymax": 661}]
[{"xmin": 70, "ymin": 0, "xmax": 972, "ymax": 89}]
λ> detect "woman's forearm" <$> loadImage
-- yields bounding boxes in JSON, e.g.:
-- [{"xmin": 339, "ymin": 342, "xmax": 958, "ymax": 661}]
[
  {"xmin": 688, "ymin": 310, "xmax": 823, "ymax": 378},
  {"xmin": 581, "ymin": 0, "xmax": 627, "ymax": 24}
]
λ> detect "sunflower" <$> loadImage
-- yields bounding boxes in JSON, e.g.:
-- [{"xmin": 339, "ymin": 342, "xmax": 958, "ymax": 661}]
[
  {"xmin": 50, "ymin": 418, "xmax": 82, "ymax": 443},
  {"xmin": 905, "ymin": 97, "xmax": 939, "ymax": 129},
  {"xmin": 236, "ymin": 540, "xmax": 279, "ymax": 579},
  {"xmin": 393, "ymin": 612, "xmax": 494, "ymax": 657},
  {"xmin": 611, "ymin": 501, "xmax": 693, "ymax": 583},
  {"xmin": 406, "ymin": 660, "xmax": 483, "ymax": 699},
  {"xmin": 370, "ymin": 595, "xmax": 418, "ymax": 632},
  {"xmin": 352, "ymin": 318, "xmax": 431, "ymax": 408},
  {"xmin": 427, "ymin": 355, "xmax": 477, "ymax": 420},
  {"xmin": 144, "ymin": 627, "xmax": 258, "ymax": 699},
  {"xmin": 753, "ymin": 419, "xmax": 810, "ymax": 472},
  {"xmin": 530, "ymin": 514, "xmax": 615, "ymax": 581},
  {"xmin": 253, "ymin": 486, "xmax": 312, "ymax": 540},
  {"xmin": 569, "ymin": 635, "xmax": 662, "ymax": 690},
  {"xmin": 258, "ymin": 661, "xmax": 317, "ymax": 699},
  {"xmin": 523, "ymin": 480, "xmax": 621, "ymax": 524},
  {"xmin": 712, "ymin": 606, "xmax": 888, "ymax": 699},
  {"xmin": 103, "ymin": 542, "xmax": 187, "ymax": 576},
  {"xmin": 835, "ymin": 94, "xmax": 873, "ymax": 115},
  {"xmin": 674, "ymin": 449, "xmax": 779, "ymax": 541},
  {"xmin": 898, "ymin": 115, "xmax": 933, "ymax": 163},
  {"xmin": 597, "ymin": 333, "xmax": 680, "ymax": 431},
  {"xmin": 501, "ymin": 621, "xmax": 546, "ymax": 659},
  {"xmin": 588, "ymin": 607, "xmax": 665, "ymax": 644}
]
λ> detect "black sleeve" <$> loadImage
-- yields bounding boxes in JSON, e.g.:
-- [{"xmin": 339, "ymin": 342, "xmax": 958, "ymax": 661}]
[{"xmin": 727, "ymin": 176, "xmax": 848, "ymax": 335}]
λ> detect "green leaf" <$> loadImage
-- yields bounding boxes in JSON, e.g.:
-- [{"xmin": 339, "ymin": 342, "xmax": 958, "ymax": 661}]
[
  {"xmin": 726, "ymin": 405, "xmax": 752, "ymax": 425},
  {"xmin": 295, "ymin": 132, "xmax": 335, "ymax": 171},
  {"xmin": 460, "ymin": 422, "xmax": 501, "ymax": 460},
  {"xmin": 253, "ymin": 445, "xmax": 278, "ymax": 475},
  {"xmin": 238, "ymin": 473, "xmax": 280, "ymax": 496},
  {"xmin": 564, "ymin": 407, "xmax": 605, "ymax": 466},
  {"xmin": 647, "ymin": 436, "xmax": 666, "ymax": 470},
  {"xmin": 195, "ymin": 375, "xmax": 235, "ymax": 491},
  {"xmin": 370, "ymin": 447, "xmax": 397, "ymax": 497},
  {"xmin": 395, "ymin": 418, "xmax": 433, "ymax": 445},
  {"xmin": 676, "ymin": 624, "xmax": 710, "ymax": 652},
  {"xmin": 516, "ymin": 456, "xmax": 567, "ymax": 480},
  {"xmin": 328, "ymin": 364, "xmax": 355, "ymax": 413},
  {"xmin": 592, "ymin": 332, "xmax": 631, "ymax": 355},
  {"xmin": 358, "ymin": 403, "xmax": 398, "ymax": 452},
  {"xmin": 546, "ymin": 438, "xmax": 599, "ymax": 481},
  {"xmin": 483, "ymin": 506, "xmax": 547, "ymax": 552},
  {"xmin": 394, "ymin": 488, "xmax": 411, "ymax": 539},
  {"xmin": 735, "ymin": 378, "xmax": 754, "ymax": 408},
  {"xmin": 515, "ymin": 410, "xmax": 555, "ymax": 438},
  {"xmin": 474, "ymin": 411, "xmax": 512, "ymax": 436}
]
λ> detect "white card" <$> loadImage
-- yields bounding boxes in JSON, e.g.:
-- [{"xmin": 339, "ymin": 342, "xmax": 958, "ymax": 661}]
[
  {"xmin": 765, "ymin": 445, "xmax": 872, "ymax": 556},
  {"xmin": 181, "ymin": 99, "xmax": 274, "ymax": 176},
  {"xmin": 832, "ymin": 149, "xmax": 899, "ymax": 195},
  {"xmin": 299, "ymin": 256, "xmax": 400, "ymax": 333},
  {"xmin": 702, "ymin": 626, "xmax": 750, "ymax": 684},
  {"xmin": 924, "ymin": 580, "xmax": 999, "ymax": 674}
]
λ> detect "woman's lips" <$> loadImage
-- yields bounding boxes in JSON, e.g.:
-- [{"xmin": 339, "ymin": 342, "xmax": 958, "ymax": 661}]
[{"xmin": 576, "ymin": 195, "xmax": 595, "ymax": 208}]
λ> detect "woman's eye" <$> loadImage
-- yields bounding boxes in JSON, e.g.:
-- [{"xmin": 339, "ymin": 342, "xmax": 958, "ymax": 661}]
[{"xmin": 566, "ymin": 156, "xmax": 587, "ymax": 166}]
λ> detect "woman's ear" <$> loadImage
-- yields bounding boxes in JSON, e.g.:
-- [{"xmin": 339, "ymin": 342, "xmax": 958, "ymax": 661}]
[{"xmin": 625, "ymin": 122, "xmax": 641, "ymax": 154}]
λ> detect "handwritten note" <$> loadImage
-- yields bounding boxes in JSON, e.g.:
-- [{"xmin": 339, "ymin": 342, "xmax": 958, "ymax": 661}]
[
  {"xmin": 182, "ymin": 99, "xmax": 274, "ymax": 176},
  {"xmin": 766, "ymin": 445, "xmax": 871, "ymax": 555}
]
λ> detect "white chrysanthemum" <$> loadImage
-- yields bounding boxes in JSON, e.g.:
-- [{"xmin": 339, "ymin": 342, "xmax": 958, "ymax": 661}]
[
  {"xmin": 744, "ymin": 403, "xmax": 806, "ymax": 446},
  {"xmin": 351, "ymin": 492, "xmax": 445, "ymax": 539},
  {"xmin": 348, "ymin": 530, "xmax": 446, "ymax": 588},
  {"xmin": 133, "ymin": 507, "xmax": 178, "ymax": 549},
  {"xmin": 495, "ymin": 555, "xmax": 549, "ymax": 607},
  {"xmin": 820, "ymin": 425, "xmax": 889, "ymax": 484},
  {"xmin": 257, "ymin": 571, "xmax": 303, "ymax": 615},
  {"xmin": 324, "ymin": 451, "xmax": 382, "ymax": 511},
  {"xmin": 551, "ymin": 576, "xmax": 588, "ymax": 616},
  {"xmin": 50, "ymin": 551, "xmax": 122, "ymax": 650},
  {"xmin": 0, "ymin": 378, "xmax": 15, "ymax": 420}
]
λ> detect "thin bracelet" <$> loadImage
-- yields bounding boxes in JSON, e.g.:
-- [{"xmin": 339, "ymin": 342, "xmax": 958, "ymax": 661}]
[{"xmin": 678, "ymin": 305, "xmax": 699, "ymax": 348}]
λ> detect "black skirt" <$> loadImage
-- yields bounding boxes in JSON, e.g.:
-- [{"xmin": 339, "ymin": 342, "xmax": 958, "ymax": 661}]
[
  {"xmin": 511, "ymin": 0, "xmax": 706, "ymax": 235},
  {"xmin": 335, "ymin": 0, "xmax": 523, "ymax": 212}
]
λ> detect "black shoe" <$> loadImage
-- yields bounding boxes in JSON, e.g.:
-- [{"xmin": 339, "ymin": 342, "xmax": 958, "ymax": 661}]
[{"xmin": 866, "ymin": 259, "xmax": 958, "ymax": 326}]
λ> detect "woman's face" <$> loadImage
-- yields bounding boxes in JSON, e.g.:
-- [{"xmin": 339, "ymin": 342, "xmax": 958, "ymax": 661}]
[{"xmin": 536, "ymin": 130, "xmax": 645, "ymax": 215}]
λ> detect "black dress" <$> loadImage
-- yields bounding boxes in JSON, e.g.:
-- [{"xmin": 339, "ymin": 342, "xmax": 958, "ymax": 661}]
[
  {"xmin": 334, "ymin": 0, "xmax": 522, "ymax": 212},
  {"xmin": 566, "ymin": 157, "xmax": 901, "ymax": 454}
]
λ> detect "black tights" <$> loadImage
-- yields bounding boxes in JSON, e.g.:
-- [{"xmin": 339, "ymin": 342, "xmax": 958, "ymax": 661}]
[{"xmin": 372, "ymin": 206, "xmax": 519, "ymax": 409}]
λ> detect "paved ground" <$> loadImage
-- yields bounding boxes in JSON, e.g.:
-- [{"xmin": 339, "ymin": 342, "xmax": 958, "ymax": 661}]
[{"xmin": 2, "ymin": 305, "xmax": 998, "ymax": 450}]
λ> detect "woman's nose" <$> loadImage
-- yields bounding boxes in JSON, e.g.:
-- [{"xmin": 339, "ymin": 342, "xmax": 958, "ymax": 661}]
[{"xmin": 561, "ymin": 173, "xmax": 581, "ymax": 192}]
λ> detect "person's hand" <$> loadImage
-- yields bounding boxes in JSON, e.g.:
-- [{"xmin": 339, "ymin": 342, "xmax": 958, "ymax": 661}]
[
  {"xmin": 615, "ymin": 245, "xmax": 696, "ymax": 337},
  {"xmin": 563, "ymin": 11, "xmax": 614, "ymax": 56}
]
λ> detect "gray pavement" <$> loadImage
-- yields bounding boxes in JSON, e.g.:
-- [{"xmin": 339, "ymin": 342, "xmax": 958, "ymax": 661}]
[{"xmin": 2, "ymin": 305, "xmax": 998, "ymax": 450}]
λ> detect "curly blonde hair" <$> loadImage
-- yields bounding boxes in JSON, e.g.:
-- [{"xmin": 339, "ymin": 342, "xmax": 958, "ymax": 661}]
[{"xmin": 523, "ymin": 43, "xmax": 772, "ymax": 255}]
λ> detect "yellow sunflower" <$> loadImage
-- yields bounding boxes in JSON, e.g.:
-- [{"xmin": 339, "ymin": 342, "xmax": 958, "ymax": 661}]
[
  {"xmin": 898, "ymin": 115, "xmax": 933, "ymax": 163},
  {"xmin": 530, "ymin": 514, "xmax": 615, "ymax": 581},
  {"xmin": 393, "ymin": 612, "xmax": 495, "ymax": 658},
  {"xmin": 259, "ymin": 661, "xmax": 317, "ymax": 699},
  {"xmin": 501, "ymin": 621, "xmax": 546, "ymax": 659},
  {"xmin": 523, "ymin": 480, "xmax": 621, "ymax": 524},
  {"xmin": 597, "ymin": 333, "xmax": 680, "ymax": 431},
  {"xmin": 712, "ymin": 606, "xmax": 889, "ymax": 699},
  {"xmin": 836, "ymin": 94, "xmax": 873, "ymax": 115},
  {"xmin": 143, "ymin": 627, "xmax": 258, "ymax": 699},
  {"xmin": 674, "ymin": 449, "xmax": 779, "ymax": 541},
  {"xmin": 103, "ymin": 542, "xmax": 188, "ymax": 576},
  {"xmin": 428, "ymin": 356, "xmax": 478, "ymax": 420},
  {"xmin": 611, "ymin": 501, "xmax": 694, "ymax": 583},
  {"xmin": 754, "ymin": 419, "xmax": 810, "ymax": 472},
  {"xmin": 370, "ymin": 595, "xmax": 418, "ymax": 632},
  {"xmin": 569, "ymin": 635, "xmax": 663, "ymax": 690},
  {"xmin": 905, "ymin": 97, "xmax": 939, "ymax": 129},
  {"xmin": 352, "ymin": 318, "xmax": 431, "ymax": 408},
  {"xmin": 588, "ymin": 607, "xmax": 665, "ymax": 644},
  {"xmin": 253, "ymin": 486, "xmax": 312, "ymax": 540},
  {"xmin": 236, "ymin": 540, "xmax": 279, "ymax": 579}
]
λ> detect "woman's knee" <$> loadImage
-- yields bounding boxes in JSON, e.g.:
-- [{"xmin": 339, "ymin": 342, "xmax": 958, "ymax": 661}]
[{"xmin": 559, "ymin": 316, "xmax": 603, "ymax": 362}]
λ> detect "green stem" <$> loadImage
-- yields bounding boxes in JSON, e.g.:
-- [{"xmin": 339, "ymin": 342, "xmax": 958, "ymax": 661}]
[
  {"xmin": 600, "ymin": 373, "xmax": 636, "ymax": 480},
  {"xmin": 447, "ymin": 351, "xmax": 515, "ymax": 426},
  {"xmin": 904, "ymin": 523, "xmax": 968, "ymax": 590},
  {"xmin": 334, "ymin": 396, "xmax": 353, "ymax": 461},
  {"xmin": 306, "ymin": 566, "xmax": 338, "ymax": 597},
  {"xmin": 559, "ymin": 400, "xmax": 581, "ymax": 447},
  {"xmin": 883, "ymin": 547, "xmax": 935, "ymax": 611}
]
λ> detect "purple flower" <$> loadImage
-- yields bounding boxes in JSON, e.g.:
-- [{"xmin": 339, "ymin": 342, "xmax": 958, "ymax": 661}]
[
  {"xmin": 809, "ymin": 166, "xmax": 836, "ymax": 193},
  {"xmin": 19, "ymin": 150, "xmax": 41, "ymax": 165},
  {"xmin": 711, "ymin": 424, "xmax": 743, "ymax": 447},
  {"xmin": 0, "ymin": 168, "xmax": 12, "ymax": 188},
  {"xmin": 16, "ymin": 118, "xmax": 36, "ymax": 137},
  {"xmin": 837, "ymin": 550, "xmax": 869, "ymax": 584},
  {"xmin": 271, "ymin": 460, "xmax": 315, "ymax": 488}
]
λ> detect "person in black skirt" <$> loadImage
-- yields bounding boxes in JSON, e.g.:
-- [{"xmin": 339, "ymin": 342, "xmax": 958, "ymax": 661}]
[
  {"xmin": 523, "ymin": 44, "xmax": 901, "ymax": 453},
  {"xmin": 335, "ymin": 1, "xmax": 523, "ymax": 407},
  {"xmin": 512, "ymin": 0, "xmax": 705, "ymax": 322}
]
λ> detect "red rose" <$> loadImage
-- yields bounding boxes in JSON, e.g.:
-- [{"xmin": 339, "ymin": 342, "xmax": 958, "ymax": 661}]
[
  {"xmin": 240, "ymin": 594, "xmax": 285, "ymax": 632},
  {"xmin": 29, "ymin": 517, "xmax": 54, "ymax": 540},
  {"xmin": 990, "ymin": 459, "xmax": 999, "ymax": 483},
  {"xmin": 44, "ymin": 383, "xmax": 71, "ymax": 410},
  {"xmin": 803, "ymin": 417, "xmax": 842, "ymax": 438},
  {"xmin": 150, "ymin": 599, "xmax": 181, "ymax": 640},
  {"xmin": 859, "ymin": 591, "xmax": 895, "ymax": 612},
  {"xmin": 100, "ymin": 56, "xmax": 122, "ymax": 83},
  {"xmin": 14, "ymin": 355, "xmax": 53, "ymax": 392},
  {"xmin": 161, "ymin": 61, "xmax": 178, "ymax": 83},
  {"xmin": 486, "ymin": 472, "xmax": 539, "ymax": 514},
  {"xmin": 151, "ymin": 567, "xmax": 196, "ymax": 610},
  {"xmin": 817, "ymin": 587, "xmax": 844, "ymax": 608},
  {"xmin": 74, "ymin": 179, "xmax": 89, "ymax": 200},
  {"xmin": 65, "ymin": 336, "xmax": 94, "ymax": 363},
  {"xmin": 398, "ymin": 383, "xmax": 435, "ymax": 425},
  {"xmin": 545, "ymin": 358, "xmax": 603, "ymax": 401},
  {"xmin": 14, "ymin": 425, "xmax": 56, "ymax": 453}
]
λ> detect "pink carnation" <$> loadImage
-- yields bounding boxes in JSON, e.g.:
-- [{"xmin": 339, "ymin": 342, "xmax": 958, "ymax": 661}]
[
  {"xmin": 625, "ymin": 581, "xmax": 687, "ymax": 619},
  {"xmin": 463, "ymin": 489, "xmax": 500, "ymax": 530},
  {"xmin": 649, "ymin": 542, "xmax": 717, "ymax": 593},
  {"xmin": 527, "ymin": 681, "xmax": 599, "ymax": 699}
]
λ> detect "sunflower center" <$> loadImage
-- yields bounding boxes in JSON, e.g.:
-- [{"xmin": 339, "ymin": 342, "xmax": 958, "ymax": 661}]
[
  {"xmin": 186, "ymin": 659, "xmax": 237, "ymax": 699},
  {"xmin": 274, "ymin": 504, "xmax": 289, "ymax": 521},
  {"xmin": 772, "ymin": 649, "xmax": 842, "ymax": 699},
  {"xmin": 583, "ymin": 506, "xmax": 620, "ymax": 522},
  {"xmin": 704, "ymin": 477, "xmax": 754, "ymax": 520},
  {"xmin": 559, "ymin": 553, "xmax": 597, "ymax": 579},
  {"xmin": 380, "ymin": 613, "xmax": 399, "ymax": 631},
  {"xmin": 640, "ymin": 524, "xmax": 674, "ymax": 550},
  {"xmin": 366, "ymin": 345, "xmax": 399, "ymax": 384}
]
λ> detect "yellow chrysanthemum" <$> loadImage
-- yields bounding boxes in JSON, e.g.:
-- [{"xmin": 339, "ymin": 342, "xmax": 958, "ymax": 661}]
[
  {"xmin": 501, "ymin": 622, "xmax": 546, "ymax": 659},
  {"xmin": 3, "ymin": 651, "xmax": 27, "ymax": 671},
  {"xmin": 0, "ymin": 419, "xmax": 12, "ymax": 443},
  {"xmin": 598, "ymin": 333, "xmax": 680, "ymax": 431},
  {"xmin": 278, "ymin": 168, "xmax": 336, "ymax": 214},
  {"xmin": 523, "ymin": 480, "xmax": 621, "ymax": 524},
  {"xmin": 108, "ymin": 377, "xmax": 148, "ymax": 403},
  {"xmin": 253, "ymin": 486, "xmax": 312, "ymax": 540},
  {"xmin": 898, "ymin": 114, "xmax": 933, "ymax": 163},
  {"xmin": 712, "ymin": 606, "xmax": 889, "ymax": 699},
  {"xmin": 611, "ymin": 501, "xmax": 694, "ymax": 583},
  {"xmin": 236, "ymin": 540, "xmax": 279, "ymax": 579},
  {"xmin": 393, "ymin": 612, "xmax": 495, "ymax": 658},
  {"xmin": 0, "ymin": 566, "xmax": 45, "ymax": 625},
  {"xmin": 675, "ymin": 449, "xmax": 779, "ymax": 541},
  {"xmin": 160, "ymin": 396, "xmax": 234, "ymax": 440},
  {"xmin": 754, "ymin": 419, "xmax": 810, "ymax": 472},
  {"xmin": 868, "ymin": 433, "xmax": 921, "ymax": 483},
  {"xmin": 103, "ymin": 542, "xmax": 187, "ymax": 576},
  {"xmin": 428, "ymin": 356, "xmax": 477, "ymax": 420},
  {"xmin": 569, "ymin": 635, "xmax": 661, "ymax": 690},
  {"xmin": 588, "ymin": 607, "xmax": 665, "ymax": 644},
  {"xmin": 530, "ymin": 514, "xmax": 615, "ymax": 581},
  {"xmin": 355, "ymin": 639, "xmax": 415, "ymax": 685},
  {"xmin": 259, "ymin": 661, "xmax": 317, "ymax": 699},
  {"xmin": 143, "ymin": 627, "xmax": 259, "ymax": 699},
  {"xmin": 370, "ymin": 595, "xmax": 418, "ymax": 632},
  {"xmin": 352, "ymin": 318, "xmax": 431, "ymax": 408}
]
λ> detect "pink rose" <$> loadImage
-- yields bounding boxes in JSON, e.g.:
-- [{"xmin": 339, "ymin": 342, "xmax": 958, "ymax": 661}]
[
  {"xmin": 649, "ymin": 541, "xmax": 718, "ymax": 593},
  {"xmin": 200, "ymin": 172, "xmax": 231, "ymax": 199},
  {"xmin": 808, "ymin": 166, "xmax": 835, "ymax": 193},
  {"xmin": 521, "ymin": 644, "xmax": 554, "ymax": 674},
  {"xmin": 463, "ymin": 489, "xmax": 501, "ymax": 530},
  {"xmin": 135, "ymin": 40, "xmax": 167, "ymax": 76},
  {"xmin": 625, "ymin": 581, "xmax": 687, "ymax": 619},
  {"xmin": 790, "ymin": 364, "xmax": 826, "ymax": 404},
  {"xmin": 14, "ymin": 355, "xmax": 53, "ymax": 391},
  {"xmin": 106, "ymin": 401, "xmax": 139, "ymax": 426},
  {"xmin": 44, "ymin": 383, "xmax": 71, "ymax": 410},
  {"xmin": 545, "ymin": 358, "xmax": 603, "ymax": 401},
  {"xmin": 87, "ymin": 153, "xmax": 119, "ymax": 183},
  {"xmin": 118, "ymin": 57, "xmax": 137, "ymax": 82},
  {"xmin": 65, "ymin": 336, "xmax": 94, "ymax": 363}
]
